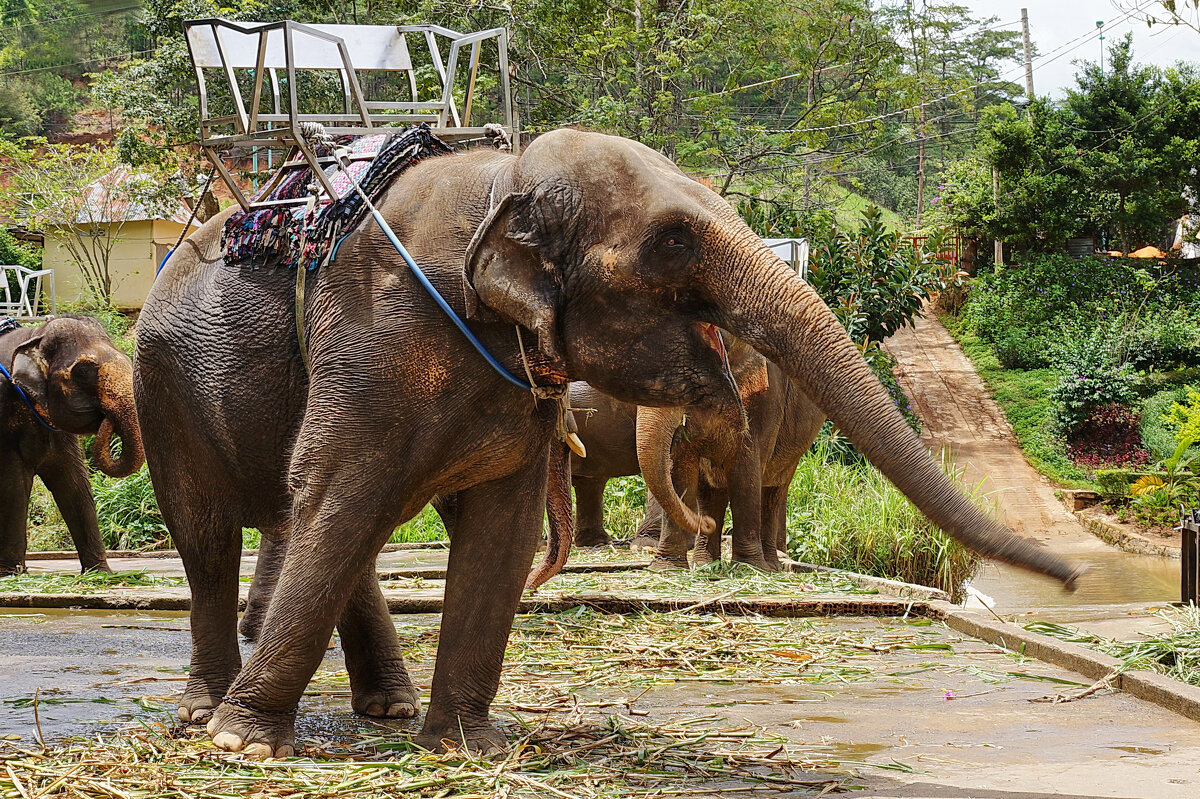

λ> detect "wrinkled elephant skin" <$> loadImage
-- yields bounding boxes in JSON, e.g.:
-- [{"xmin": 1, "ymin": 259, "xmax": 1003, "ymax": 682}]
[{"xmin": 135, "ymin": 129, "xmax": 1083, "ymax": 758}]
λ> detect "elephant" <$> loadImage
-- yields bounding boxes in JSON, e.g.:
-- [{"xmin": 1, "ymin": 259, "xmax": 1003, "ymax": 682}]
[
  {"xmin": 134, "ymin": 127, "xmax": 1082, "ymax": 759},
  {"xmin": 637, "ymin": 335, "xmax": 825, "ymax": 572},
  {"xmin": 567, "ymin": 381, "xmax": 665, "ymax": 547},
  {"xmin": 1, "ymin": 316, "xmax": 144, "ymax": 575}
]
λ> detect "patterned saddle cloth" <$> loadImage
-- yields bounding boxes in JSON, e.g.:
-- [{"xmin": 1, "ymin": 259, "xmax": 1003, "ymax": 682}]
[{"xmin": 221, "ymin": 124, "xmax": 453, "ymax": 271}]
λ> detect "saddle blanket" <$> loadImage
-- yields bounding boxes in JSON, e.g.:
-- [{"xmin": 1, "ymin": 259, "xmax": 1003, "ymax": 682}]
[{"xmin": 221, "ymin": 124, "xmax": 453, "ymax": 270}]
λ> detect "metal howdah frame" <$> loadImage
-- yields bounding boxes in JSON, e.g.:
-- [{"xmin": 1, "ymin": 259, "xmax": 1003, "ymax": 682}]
[{"xmin": 183, "ymin": 18, "xmax": 515, "ymax": 209}]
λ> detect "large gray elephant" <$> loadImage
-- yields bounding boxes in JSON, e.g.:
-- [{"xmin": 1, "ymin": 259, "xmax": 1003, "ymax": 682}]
[
  {"xmin": 135, "ymin": 129, "xmax": 1081, "ymax": 758},
  {"xmin": 1, "ymin": 316, "xmax": 144, "ymax": 575}
]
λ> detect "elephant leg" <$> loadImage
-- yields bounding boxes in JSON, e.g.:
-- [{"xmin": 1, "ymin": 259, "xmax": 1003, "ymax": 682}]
[
  {"xmin": 205, "ymin": 470, "xmax": 401, "ymax": 757},
  {"xmin": 0, "ymin": 466, "xmax": 34, "ymax": 576},
  {"xmin": 431, "ymin": 493, "xmax": 458, "ymax": 541},
  {"xmin": 728, "ymin": 453, "xmax": 770, "ymax": 571},
  {"xmin": 631, "ymin": 495, "xmax": 662, "ymax": 550},
  {"xmin": 650, "ymin": 452, "xmax": 697, "ymax": 571},
  {"xmin": 761, "ymin": 485, "xmax": 790, "ymax": 569},
  {"xmin": 694, "ymin": 483, "xmax": 728, "ymax": 567},
  {"xmin": 240, "ymin": 530, "xmax": 287, "ymax": 641},
  {"xmin": 37, "ymin": 437, "xmax": 109, "ymax": 573},
  {"xmin": 339, "ymin": 564, "xmax": 420, "ymax": 720},
  {"xmin": 416, "ymin": 456, "xmax": 546, "ymax": 752},
  {"xmin": 173, "ymin": 506, "xmax": 244, "ymax": 725},
  {"xmin": 573, "ymin": 476, "xmax": 611, "ymax": 546}
]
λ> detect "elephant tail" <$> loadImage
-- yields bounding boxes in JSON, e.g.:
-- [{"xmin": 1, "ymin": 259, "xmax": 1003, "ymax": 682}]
[{"xmin": 526, "ymin": 440, "xmax": 574, "ymax": 591}]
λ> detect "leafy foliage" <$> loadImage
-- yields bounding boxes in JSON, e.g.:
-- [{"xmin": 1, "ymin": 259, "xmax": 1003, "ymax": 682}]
[{"xmin": 808, "ymin": 205, "xmax": 962, "ymax": 345}]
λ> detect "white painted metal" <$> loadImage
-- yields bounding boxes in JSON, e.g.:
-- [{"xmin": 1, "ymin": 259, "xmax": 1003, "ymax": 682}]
[
  {"xmin": 762, "ymin": 238, "xmax": 810, "ymax": 278},
  {"xmin": 1, "ymin": 265, "xmax": 56, "ymax": 318}
]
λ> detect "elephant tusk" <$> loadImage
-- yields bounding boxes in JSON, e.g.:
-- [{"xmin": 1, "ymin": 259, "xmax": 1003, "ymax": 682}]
[{"xmin": 566, "ymin": 431, "xmax": 587, "ymax": 458}]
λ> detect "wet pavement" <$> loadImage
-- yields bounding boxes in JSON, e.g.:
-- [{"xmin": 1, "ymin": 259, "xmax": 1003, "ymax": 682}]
[{"xmin": 2, "ymin": 609, "xmax": 1198, "ymax": 797}]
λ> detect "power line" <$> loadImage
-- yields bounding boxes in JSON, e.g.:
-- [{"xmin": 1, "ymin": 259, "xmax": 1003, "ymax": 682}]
[
  {"xmin": 0, "ymin": 49, "xmax": 153, "ymax": 79},
  {"xmin": 0, "ymin": 4, "xmax": 139, "ymax": 34}
]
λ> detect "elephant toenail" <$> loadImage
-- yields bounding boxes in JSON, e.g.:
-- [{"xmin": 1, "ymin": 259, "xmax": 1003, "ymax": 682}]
[
  {"xmin": 212, "ymin": 731, "xmax": 244, "ymax": 751},
  {"xmin": 276, "ymin": 744, "xmax": 295, "ymax": 758},
  {"xmin": 243, "ymin": 742, "xmax": 274, "ymax": 759},
  {"xmin": 177, "ymin": 706, "xmax": 191, "ymax": 722},
  {"xmin": 366, "ymin": 703, "xmax": 384, "ymax": 716}
]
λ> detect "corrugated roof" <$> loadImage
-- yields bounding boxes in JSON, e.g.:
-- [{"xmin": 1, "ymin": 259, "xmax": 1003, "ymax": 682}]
[{"xmin": 71, "ymin": 166, "xmax": 199, "ymax": 227}]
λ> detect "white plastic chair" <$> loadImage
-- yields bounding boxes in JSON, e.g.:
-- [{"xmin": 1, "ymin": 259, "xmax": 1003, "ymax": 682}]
[{"xmin": 0, "ymin": 265, "xmax": 56, "ymax": 318}]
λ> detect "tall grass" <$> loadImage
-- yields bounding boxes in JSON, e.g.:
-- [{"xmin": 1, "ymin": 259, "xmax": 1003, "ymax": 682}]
[{"xmin": 785, "ymin": 445, "xmax": 983, "ymax": 600}]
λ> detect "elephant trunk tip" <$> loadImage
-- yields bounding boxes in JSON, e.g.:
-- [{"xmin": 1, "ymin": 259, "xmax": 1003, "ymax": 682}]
[
  {"xmin": 698, "ymin": 515, "xmax": 717, "ymax": 536},
  {"xmin": 1062, "ymin": 564, "xmax": 1087, "ymax": 593}
]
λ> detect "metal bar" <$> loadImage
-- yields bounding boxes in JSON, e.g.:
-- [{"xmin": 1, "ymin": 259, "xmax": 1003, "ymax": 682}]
[
  {"xmin": 247, "ymin": 29, "xmax": 269, "ymax": 131},
  {"xmin": 205, "ymin": 145, "xmax": 249, "ymax": 210},
  {"xmin": 498, "ymin": 29, "xmax": 513, "ymax": 138},
  {"xmin": 1185, "ymin": 519, "xmax": 1198, "ymax": 606},
  {"xmin": 212, "ymin": 24, "xmax": 249, "ymax": 134},
  {"xmin": 335, "ymin": 38, "xmax": 373, "ymax": 128},
  {"xmin": 441, "ymin": 40, "xmax": 463, "ymax": 128},
  {"xmin": 292, "ymin": 134, "xmax": 339, "ymax": 200},
  {"xmin": 462, "ymin": 40, "xmax": 481, "ymax": 127},
  {"xmin": 283, "ymin": 22, "xmax": 300, "ymax": 132}
]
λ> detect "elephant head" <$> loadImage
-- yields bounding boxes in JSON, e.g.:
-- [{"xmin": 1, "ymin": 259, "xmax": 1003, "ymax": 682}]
[
  {"xmin": 10, "ymin": 316, "xmax": 144, "ymax": 477},
  {"xmin": 635, "ymin": 333, "xmax": 768, "ymax": 538},
  {"xmin": 465, "ymin": 129, "xmax": 1082, "ymax": 588}
]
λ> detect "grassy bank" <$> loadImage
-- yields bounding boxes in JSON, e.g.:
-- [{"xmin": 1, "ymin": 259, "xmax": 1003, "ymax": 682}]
[
  {"xmin": 785, "ymin": 445, "xmax": 982, "ymax": 600},
  {"xmin": 938, "ymin": 311, "xmax": 1095, "ymax": 489}
]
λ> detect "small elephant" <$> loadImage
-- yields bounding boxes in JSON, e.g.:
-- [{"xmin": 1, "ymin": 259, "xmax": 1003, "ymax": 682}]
[
  {"xmin": 637, "ymin": 334, "xmax": 825, "ymax": 572},
  {"xmin": 0, "ymin": 316, "xmax": 144, "ymax": 575},
  {"xmin": 567, "ymin": 381, "xmax": 665, "ymax": 547},
  {"xmin": 137, "ymin": 128, "xmax": 1080, "ymax": 758}
]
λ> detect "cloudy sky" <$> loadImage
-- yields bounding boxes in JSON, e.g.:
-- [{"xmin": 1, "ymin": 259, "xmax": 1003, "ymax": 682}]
[{"xmin": 960, "ymin": 1, "xmax": 1200, "ymax": 96}]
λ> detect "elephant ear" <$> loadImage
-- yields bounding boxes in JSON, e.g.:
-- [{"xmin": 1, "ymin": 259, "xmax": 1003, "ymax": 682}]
[
  {"xmin": 10, "ymin": 335, "xmax": 49, "ymax": 411},
  {"xmin": 463, "ymin": 190, "xmax": 566, "ymax": 363}
]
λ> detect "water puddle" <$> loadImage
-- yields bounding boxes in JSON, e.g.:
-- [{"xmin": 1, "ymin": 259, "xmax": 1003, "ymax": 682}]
[{"xmin": 967, "ymin": 549, "xmax": 1179, "ymax": 614}]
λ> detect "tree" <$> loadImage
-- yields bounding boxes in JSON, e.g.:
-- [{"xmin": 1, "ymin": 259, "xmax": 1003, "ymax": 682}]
[{"xmin": 0, "ymin": 139, "xmax": 184, "ymax": 303}]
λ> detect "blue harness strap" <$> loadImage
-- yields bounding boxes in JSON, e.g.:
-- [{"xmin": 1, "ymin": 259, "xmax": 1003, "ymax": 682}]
[{"xmin": 0, "ymin": 351, "xmax": 58, "ymax": 432}]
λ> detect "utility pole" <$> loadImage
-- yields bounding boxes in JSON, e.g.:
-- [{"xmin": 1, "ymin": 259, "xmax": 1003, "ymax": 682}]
[
  {"xmin": 1097, "ymin": 20, "xmax": 1105, "ymax": 74},
  {"xmin": 1021, "ymin": 8, "xmax": 1034, "ymax": 98},
  {"xmin": 993, "ymin": 166, "xmax": 1002, "ymax": 267}
]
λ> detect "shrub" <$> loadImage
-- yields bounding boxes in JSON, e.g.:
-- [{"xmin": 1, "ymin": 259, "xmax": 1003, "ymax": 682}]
[
  {"xmin": 1140, "ymin": 387, "xmax": 1200, "ymax": 461},
  {"xmin": 1095, "ymin": 469, "xmax": 1133, "ymax": 499},
  {"xmin": 1050, "ymin": 329, "xmax": 1136, "ymax": 431},
  {"xmin": 1064, "ymin": 404, "xmax": 1150, "ymax": 469},
  {"xmin": 808, "ymin": 205, "xmax": 963, "ymax": 345}
]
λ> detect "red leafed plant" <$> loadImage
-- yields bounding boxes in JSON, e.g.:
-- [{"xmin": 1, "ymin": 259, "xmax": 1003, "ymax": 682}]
[{"xmin": 1066, "ymin": 403, "xmax": 1151, "ymax": 469}]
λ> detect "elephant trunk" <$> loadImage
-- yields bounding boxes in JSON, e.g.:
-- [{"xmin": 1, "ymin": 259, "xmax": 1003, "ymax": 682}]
[
  {"xmin": 93, "ymin": 358, "xmax": 144, "ymax": 478},
  {"xmin": 706, "ymin": 239, "xmax": 1083, "ymax": 587},
  {"xmin": 636, "ymin": 406, "xmax": 717, "ymax": 537},
  {"xmin": 526, "ymin": 441, "xmax": 574, "ymax": 591}
]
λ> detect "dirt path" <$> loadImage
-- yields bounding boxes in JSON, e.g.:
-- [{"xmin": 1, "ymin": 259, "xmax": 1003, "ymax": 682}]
[
  {"xmin": 884, "ymin": 312, "xmax": 1179, "ymax": 616},
  {"xmin": 884, "ymin": 312, "xmax": 1085, "ymax": 543}
]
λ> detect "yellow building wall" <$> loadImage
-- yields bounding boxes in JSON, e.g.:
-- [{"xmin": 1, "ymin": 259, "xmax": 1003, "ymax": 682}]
[{"xmin": 44, "ymin": 219, "xmax": 193, "ymax": 310}]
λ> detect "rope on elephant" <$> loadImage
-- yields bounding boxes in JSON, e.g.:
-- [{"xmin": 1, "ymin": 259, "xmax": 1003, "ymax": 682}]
[{"xmin": 220, "ymin": 124, "xmax": 454, "ymax": 271}]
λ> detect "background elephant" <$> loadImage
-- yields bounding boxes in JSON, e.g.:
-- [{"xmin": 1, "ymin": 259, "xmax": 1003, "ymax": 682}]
[
  {"xmin": 0, "ymin": 316, "xmax": 144, "ymax": 575},
  {"xmin": 637, "ymin": 336, "xmax": 825, "ymax": 572},
  {"xmin": 568, "ymin": 381, "xmax": 663, "ymax": 547},
  {"xmin": 136, "ymin": 128, "xmax": 1079, "ymax": 759}
]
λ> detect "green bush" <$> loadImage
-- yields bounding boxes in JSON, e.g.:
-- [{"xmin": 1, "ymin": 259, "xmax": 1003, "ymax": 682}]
[
  {"xmin": 786, "ymin": 445, "xmax": 982, "ymax": 601},
  {"xmin": 1139, "ymin": 387, "xmax": 1200, "ymax": 462},
  {"xmin": 90, "ymin": 466, "xmax": 168, "ymax": 550},
  {"xmin": 808, "ymin": 205, "xmax": 962, "ymax": 345},
  {"xmin": 1095, "ymin": 469, "xmax": 1133, "ymax": 500},
  {"xmin": 1049, "ymin": 327, "xmax": 1136, "ymax": 431}
]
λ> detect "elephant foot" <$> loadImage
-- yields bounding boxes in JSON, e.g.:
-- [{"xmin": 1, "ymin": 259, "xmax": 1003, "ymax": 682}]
[
  {"xmin": 350, "ymin": 670, "xmax": 421, "ymax": 719},
  {"xmin": 238, "ymin": 612, "xmax": 266, "ymax": 642},
  {"xmin": 206, "ymin": 700, "xmax": 296, "ymax": 759},
  {"xmin": 574, "ymin": 525, "xmax": 612, "ymax": 547},
  {"xmin": 648, "ymin": 556, "xmax": 688, "ymax": 572},
  {"xmin": 692, "ymin": 548, "xmax": 716, "ymax": 567},
  {"xmin": 0, "ymin": 562, "xmax": 25, "ymax": 577},
  {"xmin": 629, "ymin": 534, "xmax": 659, "ymax": 553},
  {"xmin": 80, "ymin": 560, "xmax": 112, "ymax": 575},
  {"xmin": 414, "ymin": 719, "xmax": 506, "ymax": 754},
  {"xmin": 178, "ymin": 673, "xmax": 238, "ymax": 724},
  {"xmin": 731, "ymin": 554, "xmax": 776, "ymax": 572}
]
